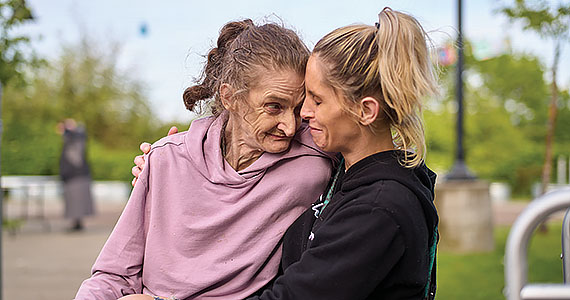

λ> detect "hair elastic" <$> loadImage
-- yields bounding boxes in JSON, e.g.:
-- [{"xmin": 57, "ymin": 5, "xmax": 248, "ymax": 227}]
[{"xmin": 375, "ymin": 22, "xmax": 380, "ymax": 29}]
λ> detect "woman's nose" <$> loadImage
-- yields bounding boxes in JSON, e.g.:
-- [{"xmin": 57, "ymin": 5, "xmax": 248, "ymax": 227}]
[
  {"xmin": 277, "ymin": 112, "xmax": 297, "ymax": 137},
  {"xmin": 300, "ymin": 100, "xmax": 314, "ymax": 120}
]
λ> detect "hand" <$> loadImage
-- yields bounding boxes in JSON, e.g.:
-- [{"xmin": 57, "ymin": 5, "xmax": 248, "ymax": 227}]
[{"xmin": 131, "ymin": 126, "xmax": 179, "ymax": 186}]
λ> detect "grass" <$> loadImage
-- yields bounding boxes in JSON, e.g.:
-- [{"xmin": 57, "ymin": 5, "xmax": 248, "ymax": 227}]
[{"xmin": 437, "ymin": 223, "xmax": 563, "ymax": 299}]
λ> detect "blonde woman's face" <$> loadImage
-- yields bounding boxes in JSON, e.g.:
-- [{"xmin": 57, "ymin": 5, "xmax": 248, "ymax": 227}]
[
  {"xmin": 233, "ymin": 69, "xmax": 305, "ymax": 154},
  {"xmin": 301, "ymin": 56, "xmax": 360, "ymax": 153}
]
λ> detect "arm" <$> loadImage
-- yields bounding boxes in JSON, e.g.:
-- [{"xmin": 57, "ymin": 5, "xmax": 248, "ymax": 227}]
[
  {"xmin": 75, "ymin": 159, "xmax": 151, "ymax": 300},
  {"xmin": 248, "ymin": 204, "xmax": 405, "ymax": 300}
]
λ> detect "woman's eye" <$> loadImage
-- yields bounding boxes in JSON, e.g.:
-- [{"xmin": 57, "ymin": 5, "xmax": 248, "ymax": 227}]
[
  {"xmin": 265, "ymin": 103, "xmax": 282, "ymax": 113},
  {"xmin": 307, "ymin": 94, "xmax": 319, "ymax": 106}
]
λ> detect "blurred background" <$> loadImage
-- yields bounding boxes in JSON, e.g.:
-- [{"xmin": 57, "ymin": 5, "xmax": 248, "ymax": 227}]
[{"xmin": 1, "ymin": 0, "xmax": 569, "ymax": 299}]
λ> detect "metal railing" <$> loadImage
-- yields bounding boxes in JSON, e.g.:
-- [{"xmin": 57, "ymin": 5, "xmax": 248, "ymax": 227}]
[
  {"xmin": 504, "ymin": 188, "xmax": 570, "ymax": 300},
  {"xmin": 1, "ymin": 176, "xmax": 58, "ymax": 234}
]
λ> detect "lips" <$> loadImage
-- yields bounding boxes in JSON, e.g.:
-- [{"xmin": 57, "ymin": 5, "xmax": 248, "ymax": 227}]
[
  {"xmin": 308, "ymin": 126, "xmax": 323, "ymax": 132},
  {"xmin": 267, "ymin": 133, "xmax": 290, "ymax": 140}
]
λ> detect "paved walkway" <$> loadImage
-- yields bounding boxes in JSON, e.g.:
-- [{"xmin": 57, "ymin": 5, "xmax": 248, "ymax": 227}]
[
  {"xmin": 0, "ymin": 200, "xmax": 560, "ymax": 300},
  {"xmin": 3, "ymin": 201, "xmax": 125, "ymax": 300}
]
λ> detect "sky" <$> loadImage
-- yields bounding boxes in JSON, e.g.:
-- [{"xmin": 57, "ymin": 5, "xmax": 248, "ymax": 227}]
[{"xmin": 15, "ymin": 0, "xmax": 570, "ymax": 122}]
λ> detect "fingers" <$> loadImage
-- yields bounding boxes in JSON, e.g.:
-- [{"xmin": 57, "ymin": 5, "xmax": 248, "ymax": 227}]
[
  {"xmin": 140, "ymin": 142, "xmax": 151, "ymax": 154},
  {"xmin": 131, "ymin": 164, "xmax": 141, "ymax": 187},
  {"xmin": 134, "ymin": 155, "xmax": 145, "ymax": 169},
  {"xmin": 134, "ymin": 127, "xmax": 177, "ymax": 188},
  {"xmin": 133, "ymin": 142, "xmax": 150, "ymax": 188},
  {"xmin": 132, "ymin": 165, "xmax": 141, "ymax": 177},
  {"xmin": 168, "ymin": 126, "xmax": 179, "ymax": 136},
  {"xmin": 132, "ymin": 156, "xmax": 144, "ymax": 187},
  {"xmin": 132, "ymin": 155, "xmax": 145, "ymax": 182}
]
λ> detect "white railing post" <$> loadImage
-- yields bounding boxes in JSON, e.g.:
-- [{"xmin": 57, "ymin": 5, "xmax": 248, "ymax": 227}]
[{"xmin": 505, "ymin": 188, "xmax": 570, "ymax": 300}]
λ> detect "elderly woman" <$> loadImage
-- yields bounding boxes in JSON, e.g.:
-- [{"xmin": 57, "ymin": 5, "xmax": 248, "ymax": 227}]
[{"xmin": 74, "ymin": 20, "xmax": 332, "ymax": 300}]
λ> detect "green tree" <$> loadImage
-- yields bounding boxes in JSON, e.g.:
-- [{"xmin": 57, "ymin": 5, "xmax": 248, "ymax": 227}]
[
  {"xmin": 499, "ymin": 0, "xmax": 570, "ymax": 194},
  {"xmin": 1, "ymin": 35, "xmax": 173, "ymax": 180},
  {"xmin": 473, "ymin": 53, "xmax": 549, "ymax": 141},
  {"xmin": 0, "ymin": 0, "xmax": 41, "ymax": 86},
  {"xmin": 50, "ymin": 36, "xmax": 157, "ymax": 147},
  {"xmin": 426, "ymin": 40, "xmax": 562, "ymax": 196}
]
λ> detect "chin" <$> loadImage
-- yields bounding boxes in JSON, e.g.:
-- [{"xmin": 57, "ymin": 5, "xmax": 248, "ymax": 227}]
[
  {"xmin": 311, "ymin": 138, "xmax": 327, "ymax": 151},
  {"xmin": 263, "ymin": 142, "xmax": 291, "ymax": 154}
]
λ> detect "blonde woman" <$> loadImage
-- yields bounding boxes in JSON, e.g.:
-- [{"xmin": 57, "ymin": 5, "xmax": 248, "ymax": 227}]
[
  {"xmin": 130, "ymin": 8, "xmax": 439, "ymax": 300},
  {"xmin": 247, "ymin": 8, "xmax": 439, "ymax": 299}
]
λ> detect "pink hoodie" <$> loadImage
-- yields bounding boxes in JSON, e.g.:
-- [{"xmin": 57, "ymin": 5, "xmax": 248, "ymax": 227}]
[{"xmin": 75, "ymin": 113, "xmax": 332, "ymax": 300}]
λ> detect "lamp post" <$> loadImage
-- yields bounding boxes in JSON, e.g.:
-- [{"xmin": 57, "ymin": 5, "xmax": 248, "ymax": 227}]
[
  {"xmin": 435, "ymin": 0, "xmax": 494, "ymax": 253},
  {"xmin": 446, "ymin": 0, "xmax": 476, "ymax": 181},
  {"xmin": 0, "ymin": 81, "xmax": 3, "ymax": 300}
]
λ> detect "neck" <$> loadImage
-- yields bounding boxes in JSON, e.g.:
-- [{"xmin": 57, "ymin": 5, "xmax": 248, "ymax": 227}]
[
  {"xmin": 342, "ymin": 127, "xmax": 394, "ymax": 170},
  {"xmin": 222, "ymin": 115, "xmax": 263, "ymax": 171}
]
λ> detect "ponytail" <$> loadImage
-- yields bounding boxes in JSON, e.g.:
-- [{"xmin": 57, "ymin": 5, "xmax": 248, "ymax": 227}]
[{"xmin": 375, "ymin": 7, "xmax": 438, "ymax": 167}]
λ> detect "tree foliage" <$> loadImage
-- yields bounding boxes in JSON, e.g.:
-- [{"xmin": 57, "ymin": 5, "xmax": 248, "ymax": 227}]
[
  {"xmin": 499, "ymin": 0, "xmax": 570, "ymax": 194},
  {"xmin": 51, "ymin": 37, "xmax": 158, "ymax": 146},
  {"xmin": 2, "ymin": 1, "xmax": 568, "ymax": 192},
  {"xmin": 1, "ymin": 35, "xmax": 188, "ymax": 180},
  {"xmin": 501, "ymin": 0, "xmax": 570, "ymax": 39},
  {"xmin": 426, "ymin": 39, "xmax": 570, "ymax": 196},
  {"xmin": 0, "ymin": 0, "xmax": 42, "ymax": 86}
]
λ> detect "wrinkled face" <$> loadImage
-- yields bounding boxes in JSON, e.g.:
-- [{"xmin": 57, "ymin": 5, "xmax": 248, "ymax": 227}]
[
  {"xmin": 301, "ymin": 55, "xmax": 361, "ymax": 153},
  {"xmin": 232, "ymin": 69, "xmax": 305, "ymax": 153}
]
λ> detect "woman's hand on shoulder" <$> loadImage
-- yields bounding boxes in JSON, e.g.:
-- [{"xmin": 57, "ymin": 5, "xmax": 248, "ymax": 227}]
[{"xmin": 131, "ymin": 126, "xmax": 179, "ymax": 186}]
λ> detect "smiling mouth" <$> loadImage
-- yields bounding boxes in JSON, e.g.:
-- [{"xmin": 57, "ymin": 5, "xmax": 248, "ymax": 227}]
[{"xmin": 267, "ymin": 133, "xmax": 290, "ymax": 139}]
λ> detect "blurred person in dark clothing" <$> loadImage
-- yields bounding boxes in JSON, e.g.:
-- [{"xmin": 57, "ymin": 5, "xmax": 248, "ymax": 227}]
[{"xmin": 58, "ymin": 119, "xmax": 94, "ymax": 232}]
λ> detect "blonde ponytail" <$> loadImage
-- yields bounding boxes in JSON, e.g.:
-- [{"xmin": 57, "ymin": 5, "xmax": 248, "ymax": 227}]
[{"xmin": 376, "ymin": 8, "xmax": 438, "ymax": 167}]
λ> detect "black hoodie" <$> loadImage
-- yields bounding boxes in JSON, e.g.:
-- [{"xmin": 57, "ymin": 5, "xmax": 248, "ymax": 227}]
[{"xmin": 249, "ymin": 150, "xmax": 439, "ymax": 300}]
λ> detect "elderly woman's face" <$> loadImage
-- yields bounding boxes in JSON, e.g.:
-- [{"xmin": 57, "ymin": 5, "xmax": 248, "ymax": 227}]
[{"xmin": 233, "ymin": 69, "xmax": 305, "ymax": 153}]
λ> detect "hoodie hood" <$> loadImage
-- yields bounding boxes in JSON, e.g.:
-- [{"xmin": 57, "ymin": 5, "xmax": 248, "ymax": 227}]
[{"xmin": 340, "ymin": 150, "xmax": 439, "ymax": 234}]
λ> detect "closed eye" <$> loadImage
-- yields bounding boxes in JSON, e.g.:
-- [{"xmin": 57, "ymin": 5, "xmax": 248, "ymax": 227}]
[
  {"xmin": 307, "ymin": 90, "xmax": 322, "ymax": 106},
  {"xmin": 311, "ymin": 95, "xmax": 322, "ymax": 106}
]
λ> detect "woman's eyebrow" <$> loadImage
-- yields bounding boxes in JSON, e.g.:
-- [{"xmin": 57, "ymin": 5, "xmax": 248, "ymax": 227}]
[{"xmin": 264, "ymin": 92, "xmax": 295, "ymax": 103}]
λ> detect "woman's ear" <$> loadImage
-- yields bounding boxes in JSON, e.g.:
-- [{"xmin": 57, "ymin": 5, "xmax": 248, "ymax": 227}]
[
  {"xmin": 219, "ymin": 83, "xmax": 234, "ymax": 110},
  {"xmin": 359, "ymin": 97, "xmax": 380, "ymax": 126}
]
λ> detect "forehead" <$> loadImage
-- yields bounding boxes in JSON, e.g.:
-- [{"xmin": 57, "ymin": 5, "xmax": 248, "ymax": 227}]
[
  {"xmin": 305, "ymin": 56, "xmax": 334, "ymax": 95},
  {"xmin": 305, "ymin": 56, "xmax": 323, "ymax": 85},
  {"xmin": 251, "ymin": 69, "xmax": 305, "ymax": 104}
]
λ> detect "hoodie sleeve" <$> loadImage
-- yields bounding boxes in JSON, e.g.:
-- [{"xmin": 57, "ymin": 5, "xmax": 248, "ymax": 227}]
[
  {"xmin": 74, "ymin": 155, "xmax": 150, "ymax": 300},
  {"xmin": 247, "ymin": 203, "xmax": 405, "ymax": 300}
]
